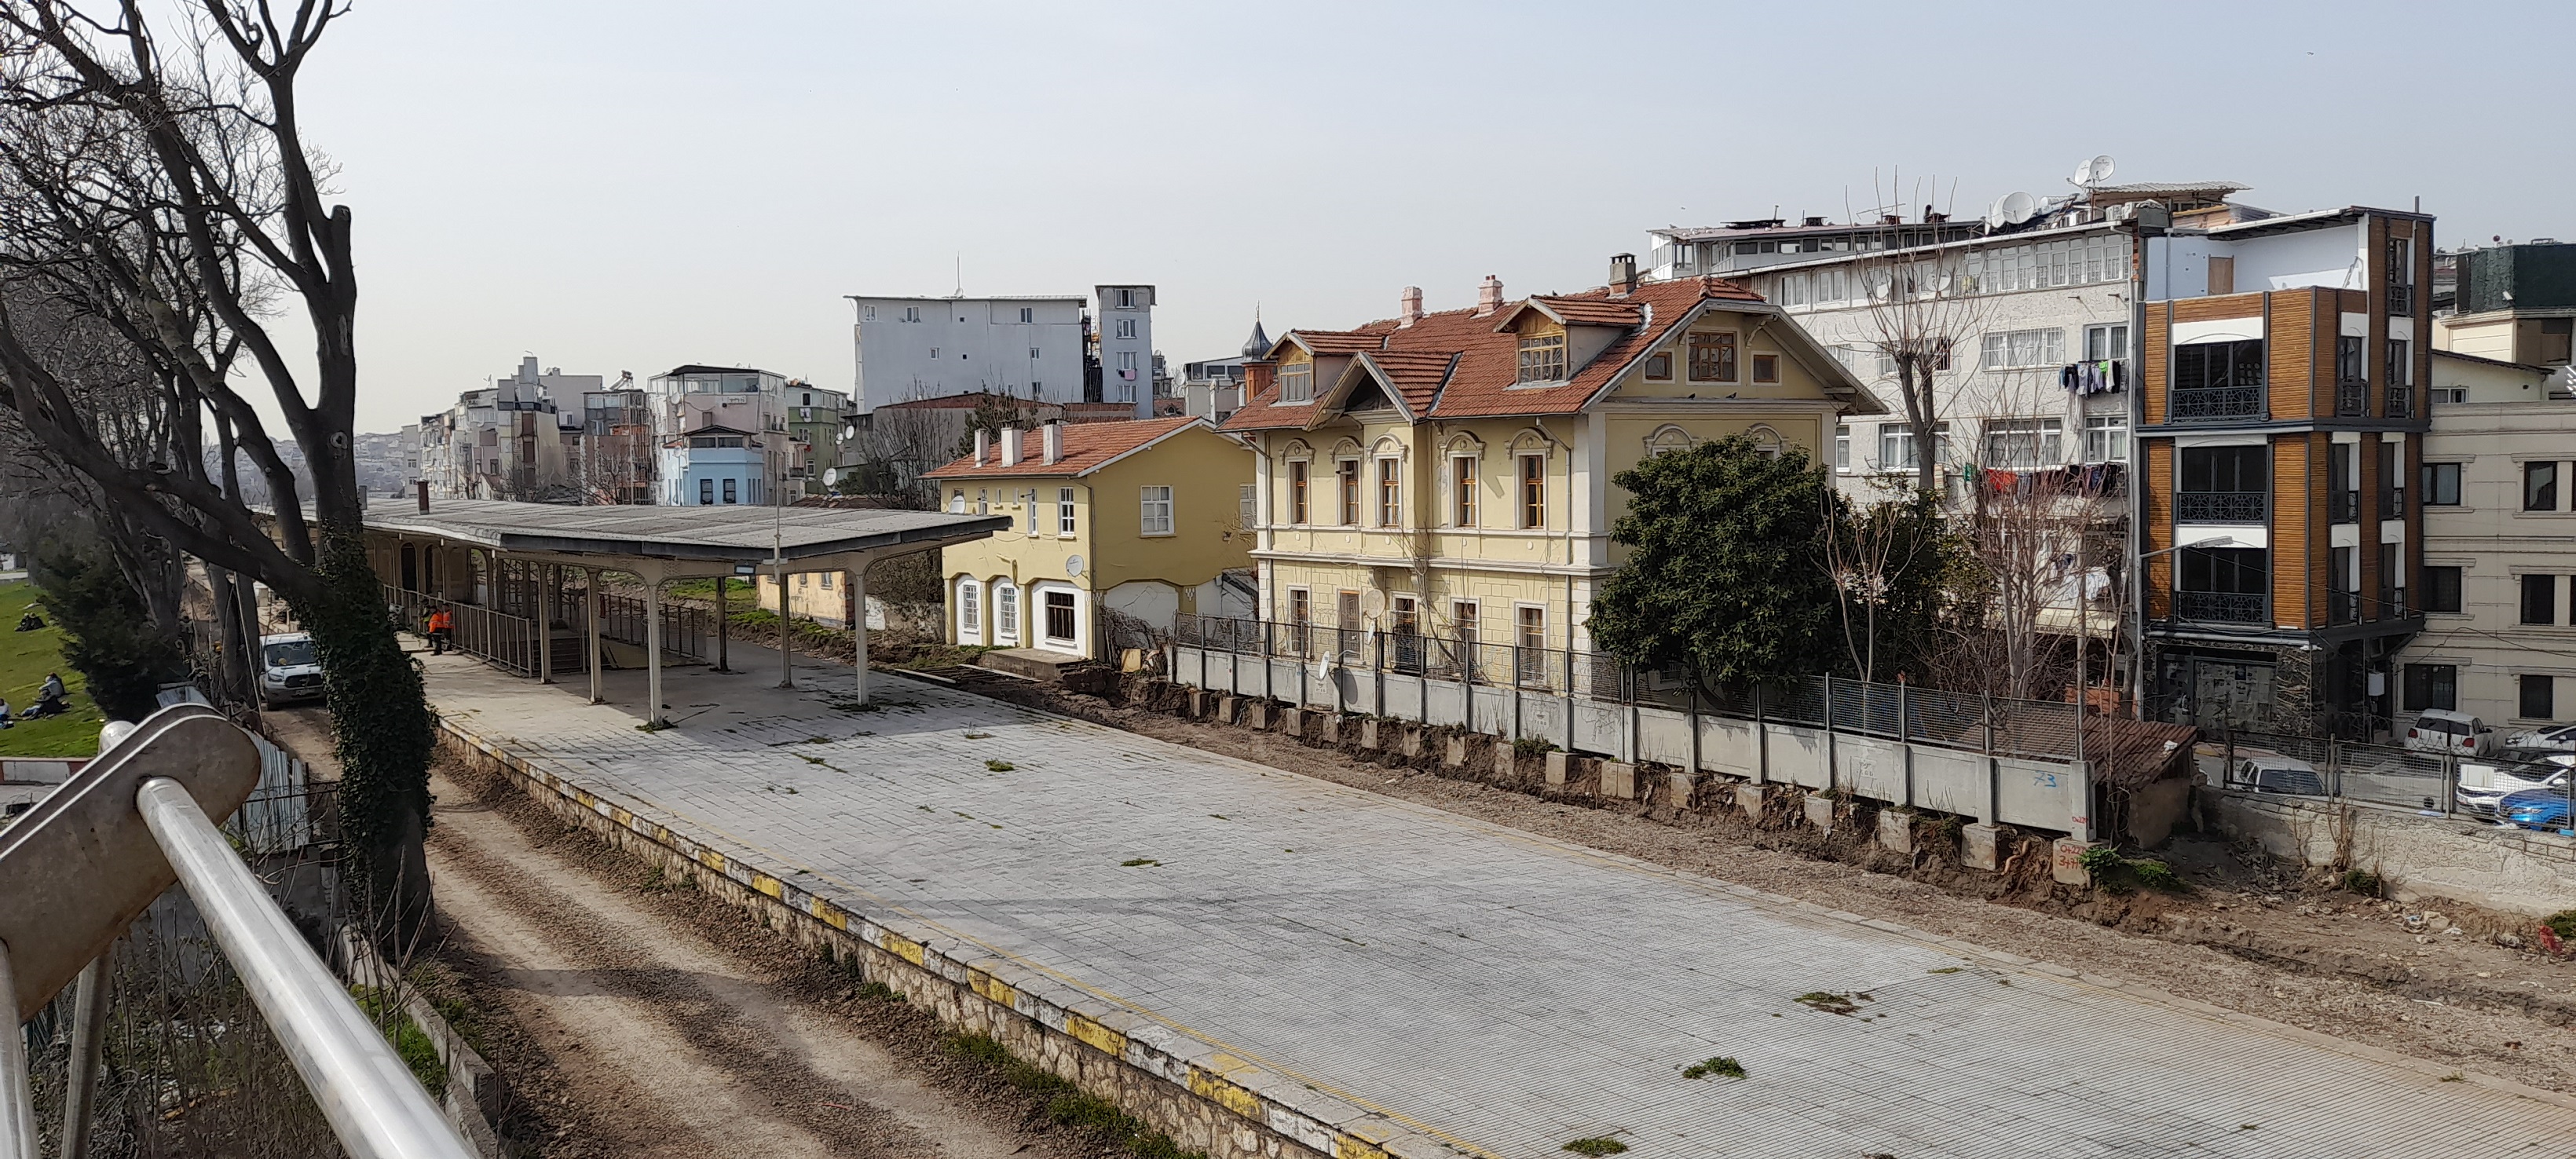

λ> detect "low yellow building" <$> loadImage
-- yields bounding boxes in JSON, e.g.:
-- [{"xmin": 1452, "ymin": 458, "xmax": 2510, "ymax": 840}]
[
  {"xmin": 1219, "ymin": 269, "xmax": 1883, "ymax": 677},
  {"xmin": 924, "ymin": 417, "xmax": 1254, "ymax": 658}
]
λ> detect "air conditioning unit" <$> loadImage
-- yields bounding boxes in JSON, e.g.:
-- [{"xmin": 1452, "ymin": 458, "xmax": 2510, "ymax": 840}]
[{"xmin": 2103, "ymin": 203, "xmax": 2135, "ymax": 224}]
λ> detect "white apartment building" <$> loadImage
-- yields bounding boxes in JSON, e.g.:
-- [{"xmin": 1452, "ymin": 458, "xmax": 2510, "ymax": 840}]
[
  {"xmin": 417, "ymin": 356, "xmax": 598, "ymax": 499},
  {"xmin": 2401, "ymin": 352, "xmax": 2576, "ymax": 729},
  {"xmin": 1095, "ymin": 283, "xmax": 1157, "ymax": 416},
  {"xmin": 848, "ymin": 294, "xmax": 1090, "ymax": 411}
]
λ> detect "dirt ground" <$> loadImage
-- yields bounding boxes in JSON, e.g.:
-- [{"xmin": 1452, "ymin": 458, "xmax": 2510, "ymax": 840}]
[{"xmin": 954, "ymin": 676, "xmax": 2576, "ymax": 1095}]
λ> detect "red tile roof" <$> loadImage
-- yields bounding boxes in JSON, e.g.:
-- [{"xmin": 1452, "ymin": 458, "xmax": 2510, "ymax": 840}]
[
  {"xmin": 922, "ymin": 416, "xmax": 1206, "ymax": 480},
  {"xmin": 1223, "ymin": 276, "xmax": 1789, "ymax": 430}
]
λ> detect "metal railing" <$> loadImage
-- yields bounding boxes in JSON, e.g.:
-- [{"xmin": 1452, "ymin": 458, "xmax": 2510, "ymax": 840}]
[
  {"xmin": 2329, "ymin": 590, "xmax": 2358, "ymax": 625},
  {"xmin": 2387, "ymin": 285, "xmax": 2413, "ymax": 314},
  {"xmin": 0, "ymin": 707, "xmax": 474, "ymax": 1159},
  {"xmin": 2385, "ymin": 385, "xmax": 2413, "ymax": 419},
  {"xmin": 1174, "ymin": 613, "xmax": 2087, "ymax": 762},
  {"xmin": 2216, "ymin": 730, "xmax": 2513, "ymax": 818},
  {"xmin": 2336, "ymin": 380, "xmax": 2369, "ymax": 417},
  {"xmin": 2172, "ymin": 590, "xmax": 2267, "ymax": 623},
  {"xmin": 2169, "ymin": 386, "xmax": 2263, "ymax": 422},
  {"xmin": 385, "ymin": 583, "xmax": 543, "ymax": 676},
  {"xmin": 2329, "ymin": 489, "xmax": 2360, "ymax": 524},
  {"xmin": 2174, "ymin": 491, "xmax": 2268, "ymax": 523},
  {"xmin": 2381, "ymin": 488, "xmax": 2406, "ymax": 520}
]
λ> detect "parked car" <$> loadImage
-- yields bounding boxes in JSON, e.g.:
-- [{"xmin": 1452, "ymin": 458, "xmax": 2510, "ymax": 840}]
[
  {"xmin": 2497, "ymin": 785, "xmax": 2574, "ymax": 833},
  {"xmin": 2501, "ymin": 722, "xmax": 2576, "ymax": 751},
  {"xmin": 2455, "ymin": 751, "xmax": 2573, "ymax": 816},
  {"xmin": 2230, "ymin": 755, "xmax": 2325, "ymax": 796},
  {"xmin": 257, "ymin": 631, "xmax": 325, "ymax": 708},
  {"xmin": 2404, "ymin": 709, "xmax": 2499, "ymax": 757}
]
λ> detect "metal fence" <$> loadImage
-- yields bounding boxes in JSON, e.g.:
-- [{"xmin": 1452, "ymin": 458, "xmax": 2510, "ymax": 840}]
[
  {"xmin": 577, "ymin": 587, "xmax": 713, "ymax": 664},
  {"xmin": 2212, "ymin": 730, "xmax": 2563, "ymax": 818},
  {"xmin": 1174, "ymin": 613, "xmax": 2089, "ymax": 762},
  {"xmin": 384, "ymin": 583, "xmax": 543, "ymax": 675}
]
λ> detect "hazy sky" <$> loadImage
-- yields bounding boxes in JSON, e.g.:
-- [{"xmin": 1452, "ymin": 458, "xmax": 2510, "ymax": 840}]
[{"xmin": 286, "ymin": 0, "xmax": 2573, "ymax": 433}]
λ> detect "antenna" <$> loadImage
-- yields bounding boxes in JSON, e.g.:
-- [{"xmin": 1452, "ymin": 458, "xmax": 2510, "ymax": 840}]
[{"xmin": 953, "ymin": 254, "xmax": 962, "ymax": 298}]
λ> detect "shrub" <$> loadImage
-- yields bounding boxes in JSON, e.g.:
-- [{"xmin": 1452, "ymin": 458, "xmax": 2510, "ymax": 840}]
[
  {"xmin": 2342, "ymin": 868, "xmax": 2383, "ymax": 897},
  {"xmin": 1512, "ymin": 737, "xmax": 1558, "ymax": 759},
  {"xmin": 2544, "ymin": 910, "xmax": 2576, "ymax": 941}
]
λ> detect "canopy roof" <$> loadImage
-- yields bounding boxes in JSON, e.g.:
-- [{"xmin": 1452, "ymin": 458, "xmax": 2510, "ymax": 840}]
[{"xmin": 363, "ymin": 499, "xmax": 1005, "ymax": 563}]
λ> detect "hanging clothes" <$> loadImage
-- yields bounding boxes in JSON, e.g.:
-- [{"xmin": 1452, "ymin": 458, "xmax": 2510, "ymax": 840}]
[
  {"xmin": 1986, "ymin": 469, "xmax": 2018, "ymax": 494},
  {"xmin": 2059, "ymin": 364, "xmax": 2081, "ymax": 393}
]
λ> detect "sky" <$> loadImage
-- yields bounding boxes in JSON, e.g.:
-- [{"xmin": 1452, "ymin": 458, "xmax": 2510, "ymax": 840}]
[{"xmin": 276, "ymin": 0, "xmax": 2575, "ymax": 434}]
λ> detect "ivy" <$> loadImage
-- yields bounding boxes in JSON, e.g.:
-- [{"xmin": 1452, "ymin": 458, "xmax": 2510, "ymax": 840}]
[{"xmin": 297, "ymin": 532, "xmax": 437, "ymax": 873}]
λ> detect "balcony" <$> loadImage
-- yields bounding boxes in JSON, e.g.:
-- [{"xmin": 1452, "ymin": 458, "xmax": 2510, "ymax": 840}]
[
  {"xmin": 2329, "ymin": 590, "xmax": 2358, "ymax": 624},
  {"xmin": 2172, "ymin": 590, "xmax": 2267, "ymax": 623},
  {"xmin": 2388, "ymin": 284, "xmax": 2413, "ymax": 314},
  {"xmin": 2336, "ymin": 380, "xmax": 2368, "ymax": 417},
  {"xmin": 2385, "ymin": 386, "xmax": 2413, "ymax": 419},
  {"xmin": 2329, "ymin": 489, "xmax": 2360, "ymax": 524},
  {"xmin": 2174, "ymin": 491, "xmax": 2269, "ymax": 523},
  {"xmin": 2169, "ymin": 386, "xmax": 2263, "ymax": 422},
  {"xmin": 2380, "ymin": 488, "xmax": 2406, "ymax": 520}
]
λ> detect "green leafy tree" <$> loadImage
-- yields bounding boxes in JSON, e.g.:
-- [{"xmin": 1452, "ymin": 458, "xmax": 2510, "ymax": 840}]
[
  {"xmin": 1820, "ymin": 481, "xmax": 1959, "ymax": 684},
  {"xmin": 31, "ymin": 539, "xmax": 183, "ymax": 722},
  {"xmin": 1590, "ymin": 436, "xmax": 1838, "ymax": 693}
]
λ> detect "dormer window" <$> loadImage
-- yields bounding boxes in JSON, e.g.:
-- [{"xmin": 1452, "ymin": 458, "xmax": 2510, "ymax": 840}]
[
  {"xmin": 1517, "ymin": 334, "xmax": 1567, "ymax": 383},
  {"xmin": 1689, "ymin": 332, "xmax": 1739, "ymax": 383},
  {"xmin": 1279, "ymin": 365, "xmax": 1314, "ymax": 402}
]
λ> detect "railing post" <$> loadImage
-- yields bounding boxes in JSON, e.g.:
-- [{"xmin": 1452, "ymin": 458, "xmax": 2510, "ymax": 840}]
[
  {"xmin": 0, "ymin": 941, "xmax": 34, "ymax": 1159},
  {"xmin": 58, "ymin": 956, "xmax": 107, "ymax": 1159},
  {"xmin": 2328, "ymin": 735, "xmax": 2343, "ymax": 801}
]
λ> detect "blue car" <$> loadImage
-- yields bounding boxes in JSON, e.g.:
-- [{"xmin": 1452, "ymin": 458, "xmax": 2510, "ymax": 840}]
[{"xmin": 2497, "ymin": 786, "xmax": 2574, "ymax": 833}]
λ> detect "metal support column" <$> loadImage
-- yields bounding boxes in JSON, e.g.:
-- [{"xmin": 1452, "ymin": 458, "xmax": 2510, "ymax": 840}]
[
  {"xmin": 0, "ymin": 939, "xmax": 35, "ymax": 1159},
  {"xmin": 585, "ymin": 569, "xmax": 603, "ymax": 705},
  {"xmin": 538, "ymin": 564, "xmax": 555, "ymax": 684},
  {"xmin": 847, "ymin": 568, "xmax": 869, "ymax": 706},
  {"xmin": 645, "ymin": 578, "xmax": 666, "ymax": 726},
  {"xmin": 58, "ymin": 956, "xmax": 106, "ymax": 1159},
  {"xmin": 714, "ymin": 576, "xmax": 731, "ymax": 673}
]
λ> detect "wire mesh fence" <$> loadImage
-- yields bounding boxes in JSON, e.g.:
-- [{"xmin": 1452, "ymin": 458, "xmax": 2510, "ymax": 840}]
[
  {"xmin": 2213, "ymin": 730, "xmax": 2574, "ymax": 821},
  {"xmin": 1173, "ymin": 613, "xmax": 2089, "ymax": 762}
]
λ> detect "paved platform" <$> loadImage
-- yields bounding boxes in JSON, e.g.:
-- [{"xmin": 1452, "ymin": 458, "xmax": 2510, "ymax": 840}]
[{"xmin": 423, "ymin": 649, "xmax": 2576, "ymax": 1158}]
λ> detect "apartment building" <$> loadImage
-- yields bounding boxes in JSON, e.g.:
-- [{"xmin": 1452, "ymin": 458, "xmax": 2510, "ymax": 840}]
[
  {"xmin": 924, "ymin": 417, "xmax": 1253, "ymax": 659},
  {"xmin": 1220, "ymin": 267, "xmax": 1880, "ymax": 668},
  {"xmin": 2136, "ymin": 205, "xmax": 2435, "ymax": 738},
  {"xmin": 416, "ymin": 356, "xmax": 598, "ymax": 500},
  {"xmin": 848, "ymin": 293, "xmax": 1092, "ymax": 411},
  {"xmin": 2436, "ymin": 240, "xmax": 2576, "ymax": 378},
  {"xmin": 576, "ymin": 381, "xmax": 656, "ymax": 504}
]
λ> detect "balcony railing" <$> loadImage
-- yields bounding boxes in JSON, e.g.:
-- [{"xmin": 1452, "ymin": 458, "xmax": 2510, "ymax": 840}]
[
  {"xmin": 2169, "ymin": 386, "xmax": 2263, "ymax": 422},
  {"xmin": 2329, "ymin": 489, "xmax": 2361, "ymax": 524},
  {"xmin": 2336, "ymin": 380, "xmax": 2368, "ymax": 417},
  {"xmin": 2172, "ymin": 590, "xmax": 2268, "ymax": 623},
  {"xmin": 2388, "ymin": 284, "xmax": 2413, "ymax": 314},
  {"xmin": 2174, "ymin": 491, "xmax": 2269, "ymax": 523},
  {"xmin": 2380, "ymin": 488, "xmax": 2406, "ymax": 520},
  {"xmin": 2330, "ymin": 590, "xmax": 2358, "ymax": 625},
  {"xmin": 2386, "ymin": 386, "xmax": 2413, "ymax": 419}
]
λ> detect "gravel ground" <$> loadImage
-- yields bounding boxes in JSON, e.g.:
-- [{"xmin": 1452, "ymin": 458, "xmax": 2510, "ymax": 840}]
[{"xmin": 967, "ymin": 678, "xmax": 2576, "ymax": 1095}]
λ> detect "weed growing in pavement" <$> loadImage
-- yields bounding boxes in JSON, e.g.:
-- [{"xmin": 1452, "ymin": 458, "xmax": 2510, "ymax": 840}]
[
  {"xmin": 854, "ymin": 981, "xmax": 903, "ymax": 1003},
  {"xmin": 1681, "ymin": 1056, "xmax": 1745, "ymax": 1080},
  {"xmin": 803, "ymin": 735, "xmax": 832, "ymax": 744},
  {"xmin": 2440, "ymin": 1072, "xmax": 2464, "ymax": 1082},
  {"xmin": 1562, "ymin": 1139, "xmax": 1627, "ymax": 1156},
  {"xmin": 798, "ymin": 754, "xmax": 825, "ymax": 765},
  {"xmin": 1927, "ymin": 967, "xmax": 1963, "ymax": 974},
  {"xmin": 1120, "ymin": 858, "xmax": 1160, "ymax": 868},
  {"xmin": 986, "ymin": 759, "xmax": 1016, "ymax": 771},
  {"xmin": 2079, "ymin": 846, "xmax": 2189, "ymax": 895},
  {"xmin": 939, "ymin": 1033, "xmax": 1206, "ymax": 1159},
  {"xmin": 1794, "ymin": 991, "xmax": 1869, "ymax": 1016},
  {"xmin": 964, "ymin": 731, "xmax": 993, "ymax": 740}
]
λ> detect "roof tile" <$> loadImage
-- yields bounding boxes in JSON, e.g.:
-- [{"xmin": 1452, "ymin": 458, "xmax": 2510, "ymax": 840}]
[{"xmin": 923, "ymin": 416, "xmax": 1204, "ymax": 480}]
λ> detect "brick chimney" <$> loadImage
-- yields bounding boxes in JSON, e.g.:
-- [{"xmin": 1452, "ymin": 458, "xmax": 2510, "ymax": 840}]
[
  {"xmin": 1473, "ymin": 275, "xmax": 1504, "ymax": 317},
  {"xmin": 973, "ymin": 428, "xmax": 989, "ymax": 466},
  {"xmin": 1398, "ymin": 286, "xmax": 1425, "ymax": 327},
  {"xmin": 1041, "ymin": 419, "xmax": 1063, "ymax": 465},
  {"xmin": 1608, "ymin": 253, "xmax": 1637, "ymax": 296},
  {"xmin": 1000, "ymin": 426, "xmax": 1023, "ymax": 466},
  {"xmin": 1244, "ymin": 360, "xmax": 1277, "ymax": 400}
]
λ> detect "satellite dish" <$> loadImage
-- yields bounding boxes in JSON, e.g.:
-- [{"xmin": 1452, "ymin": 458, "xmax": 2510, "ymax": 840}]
[
  {"xmin": 1359, "ymin": 589, "xmax": 1386, "ymax": 618},
  {"xmin": 2071, "ymin": 155, "xmax": 2116, "ymax": 187},
  {"xmin": 1999, "ymin": 192, "xmax": 2038, "ymax": 225},
  {"xmin": 1066, "ymin": 554, "xmax": 1085, "ymax": 577},
  {"xmin": 1984, "ymin": 197, "xmax": 2009, "ymax": 230},
  {"xmin": 822, "ymin": 467, "xmax": 840, "ymax": 487},
  {"xmin": 1930, "ymin": 272, "xmax": 1955, "ymax": 294}
]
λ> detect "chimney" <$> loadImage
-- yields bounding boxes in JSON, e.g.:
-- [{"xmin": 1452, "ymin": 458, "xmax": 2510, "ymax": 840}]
[
  {"xmin": 1000, "ymin": 426, "xmax": 1023, "ymax": 466},
  {"xmin": 1398, "ymin": 286, "xmax": 1425, "ymax": 327},
  {"xmin": 1473, "ymin": 274, "xmax": 1504, "ymax": 317},
  {"xmin": 973, "ymin": 428, "xmax": 990, "ymax": 466},
  {"xmin": 1042, "ymin": 419, "xmax": 1063, "ymax": 464},
  {"xmin": 1608, "ymin": 253, "xmax": 1637, "ymax": 296},
  {"xmin": 415, "ymin": 480, "xmax": 429, "ymax": 513},
  {"xmin": 1244, "ymin": 360, "xmax": 1277, "ymax": 399}
]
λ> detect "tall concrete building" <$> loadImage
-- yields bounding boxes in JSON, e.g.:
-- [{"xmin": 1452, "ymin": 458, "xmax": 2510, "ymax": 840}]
[
  {"xmin": 847, "ymin": 286, "xmax": 1159, "ymax": 416},
  {"xmin": 1094, "ymin": 284, "xmax": 1157, "ymax": 417}
]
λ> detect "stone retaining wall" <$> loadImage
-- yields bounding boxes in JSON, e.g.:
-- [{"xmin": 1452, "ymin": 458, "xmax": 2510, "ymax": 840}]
[{"xmin": 2211, "ymin": 790, "xmax": 2576, "ymax": 916}]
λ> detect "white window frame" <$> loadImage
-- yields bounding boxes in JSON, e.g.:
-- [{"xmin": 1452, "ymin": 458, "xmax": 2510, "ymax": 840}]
[
  {"xmin": 2083, "ymin": 322, "xmax": 2129, "ymax": 362},
  {"xmin": 2082, "ymin": 412, "xmax": 2128, "ymax": 463},
  {"xmin": 1876, "ymin": 422, "xmax": 1948, "ymax": 472},
  {"xmin": 1279, "ymin": 365, "xmax": 1314, "ymax": 403},
  {"xmin": 956, "ymin": 577, "xmax": 982, "ymax": 642},
  {"xmin": 1981, "ymin": 418, "xmax": 2063, "ymax": 470},
  {"xmin": 1057, "ymin": 486, "xmax": 1077, "ymax": 536},
  {"xmin": 1034, "ymin": 581, "xmax": 1084, "ymax": 653},
  {"xmin": 1980, "ymin": 327, "xmax": 2066, "ymax": 369},
  {"xmin": 1140, "ymin": 484, "xmax": 1175, "ymax": 536},
  {"xmin": 993, "ymin": 580, "xmax": 1020, "ymax": 646},
  {"xmin": 1834, "ymin": 424, "xmax": 1852, "ymax": 473}
]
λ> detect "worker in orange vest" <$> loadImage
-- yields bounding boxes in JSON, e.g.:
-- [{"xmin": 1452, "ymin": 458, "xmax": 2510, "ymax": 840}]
[{"xmin": 426, "ymin": 608, "xmax": 455, "ymax": 655}]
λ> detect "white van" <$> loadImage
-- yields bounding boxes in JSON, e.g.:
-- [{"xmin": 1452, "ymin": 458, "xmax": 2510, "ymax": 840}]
[
  {"xmin": 258, "ymin": 631, "xmax": 325, "ymax": 709},
  {"xmin": 2404, "ymin": 709, "xmax": 2497, "ymax": 757}
]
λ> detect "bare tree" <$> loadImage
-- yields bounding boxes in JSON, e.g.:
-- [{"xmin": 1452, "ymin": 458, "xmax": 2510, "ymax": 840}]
[
  {"xmin": 1937, "ymin": 373, "xmax": 2122, "ymax": 703},
  {"xmin": 0, "ymin": 1, "xmax": 436, "ymax": 934},
  {"xmin": 1842, "ymin": 172, "xmax": 1991, "ymax": 492}
]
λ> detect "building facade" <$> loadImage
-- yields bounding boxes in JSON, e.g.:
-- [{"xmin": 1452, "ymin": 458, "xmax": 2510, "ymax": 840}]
[
  {"xmin": 849, "ymin": 294, "xmax": 1092, "ymax": 411},
  {"xmin": 925, "ymin": 418, "xmax": 1253, "ymax": 659},
  {"xmin": 1092, "ymin": 284, "xmax": 1157, "ymax": 416},
  {"xmin": 2435, "ymin": 241, "xmax": 2576, "ymax": 379},
  {"xmin": 1220, "ymin": 269, "xmax": 1880, "ymax": 671},
  {"xmin": 415, "ymin": 356, "xmax": 600, "ymax": 500}
]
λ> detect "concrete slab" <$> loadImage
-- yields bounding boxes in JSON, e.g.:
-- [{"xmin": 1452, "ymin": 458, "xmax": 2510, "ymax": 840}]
[{"xmin": 421, "ymin": 649, "xmax": 2576, "ymax": 1159}]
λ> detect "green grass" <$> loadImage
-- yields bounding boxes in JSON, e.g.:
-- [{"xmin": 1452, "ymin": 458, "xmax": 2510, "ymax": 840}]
[
  {"xmin": 350, "ymin": 986, "xmax": 448, "ymax": 1092},
  {"xmin": 0, "ymin": 581, "xmax": 106, "ymax": 757},
  {"xmin": 1681, "ymin": 1056, "xmax": 1745, "ymax": 1080},
  {"xmin": 1563, "ymin": 1139, "xmax": 1628, "ymax": 1156},
  {"xmin": 939, "ymin": 1033, "xmax": 1205, "ymax": 1158}
]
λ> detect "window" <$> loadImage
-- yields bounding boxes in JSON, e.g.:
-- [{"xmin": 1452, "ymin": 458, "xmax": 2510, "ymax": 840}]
[
  {"xmin": 950, "ymin": 489, "xmax": 967, "ymax": 514},
  {"xmin": 2422, "ymin": 462, "xmax": 2462, "ymax": 506},
  {"xmin": 1044, "ymin": 589, "xmax": 1078, "ymax": 645},
  {"xmin": 2402, "ymin": 664, "xmax": 2457, "ymax": 712},
  {"xmin": 1337, "ymin": 459, "xmax": 1361, "ymax": 525},
  {"xmin": 1451, "ymin": 455, "xmax": 1477, "ymax": 527},
  {"xmin": 1279, "ymin": 365, "xmax": 1313, "ymax": 403},
  {"xmin": 1518, "ymin": 453, "xmax": 1546, "ymax": 528},
  {"xmin": 1057, "ymin": 486, "xmax": 1077, "ymax": 536},
  {"xmin": 2523, "ymin": 574, "xmax": 2559, "ymax": 625},
  {"xmin": 2380, "ymin": 542, "xmax": 2402, "ymax": 613},
  {"xmin": 1287, "ymin": 459, "xmax": 1310, "ymax": 524},
  {"xmin": 722, "ymin": 477, "xmax": 738, "ymax": 504},
  {"xmin": 1517, "ymin": 334, "xmax": 1567, "ymax": 383},
  {"xmin": 1834, "ymin": 424, "xmax": 1852, "ymax": 472},
  {"xmin": 1140, "ymin": 485, "xmax": 1173, "ymax": 536},
  {"xmin": 1239, "ymin": 484, "xmax": 1257, "ymax": 528},
  {"xmin": 957, "ymin": 579, "xmax": 982, "ymax": 638},
  {"xmin": 1645, "ymin": 352, "xmax": 1673, "ymax": 380},
  {"xmin": 1115, "ymin": 318, "xmax": 1136, "ymax": 338},
  {"xmin": 975, "ymin": 488, "xmax": 987, "ymax": 515},
  {"xmin": 1750, "ymin": 353, "xmax": 1780, "ymax": 384},
  {"xmin": 1019, "ymin": 307, "xmax": 1034, "ymax": 324},
  {"xmin": 1982, "ymin": 419, "xmax": 2062, "ymax": 469},
  {"xmin": 864, "ymin": 305, "xmax": 876, "ymax": 320},
  {"xmin": 1646, "ymin": 426, "xmax": 1692, "ymax": 458},
  {"xmin": 1377, "ymin": 457, "xmax": 1402, "ymax": 527},
  {"xmin": 821, "ymin": 572, "xmax": 833, "ymax": 589},
  {"xmin": 1030, "ymin": 347, "xmax": 1041, "ymax": 359},
  {"xmin": 1118, "ymin": 351, "xmax": 1138, "ymax": 371},
  {"xmin": 2425, "ymin": 565, "xmax": 2463, "ymax": 614},
  {"xmin": 1288, "ymin": 587, "xmax": 1312, "ymax": 646},
  {"xmin": 993, "ymin": 582, "xmax": 1019, "ymax": 645},
  {"xmin": 1878, "ymin": 421, "xmax": 1949, "ymax": 471},
  {"xmin": 700, "ymin": 478, "xmax": 715, "ymax": 505},
  {"xmin": 2541, "ymin": 317, "xmax": 2574, "ymax": 365},
  {"xmin": 903, "ymin": 306, "xmax": 920, "ymax": 323},
  {"xmin": 2520, "ymin": 674, "xmax": 2557, "ymax": 722},
  {"xmin": 2082, "ymin": 412, "xmax": 2128, "ymax": 462},
  {"xmin": 1687, "ymin": 332, "xmax": 1739, "ymax": 382},
  {"xmin": 2182, "ymin": 444, "xmax": 2269, "ymax": 492},
  {"xmin": 1875, "ymin": 338, "xmax": 1952, "ymax": 377},
  {"xmin": 1116, "ymin": 288, "xmax": 1136, "ymax": 309},
  {"xmin": 929, "ymin": 347, "xmax": 940, "ymax": 360},
  {"xmin": 2336, "ymin": 335, "xmax": 2366, "ymax": 382},
  {"xmin": 2180, "ymin": 547, "xmax": 2269, "ymax": 594},
  {"xmin": 1516, "ymin": 605, "xmax": 1547, "ymax": 685},
  {"xmin": 1980, "ymin": 328, "xmax": 2065, "ymax": 368},
  {"xmin": 2385, "ymin": 338, "xmax": 2411, "ymax": 388},
  {"xmin": 2527, "ymin": 462, "xmax": 2560, "ymax": 512},
  {"xmin": 2172, "ymin": 339, "xmax": 2266, "ymax": 390},
  {"xmin": 2083, "ymin": 323, "xmax": 2128, "ymax": 362}
]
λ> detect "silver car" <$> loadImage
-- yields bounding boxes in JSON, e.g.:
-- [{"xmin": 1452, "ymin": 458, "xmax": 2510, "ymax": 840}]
[
  {"xmin": 2501, "ymin": 722, "xmax": 2576, "ymax": 751},
  {"xmin": 2456, "ymin": 750, "xmax": 2574, "ymax": 816}
]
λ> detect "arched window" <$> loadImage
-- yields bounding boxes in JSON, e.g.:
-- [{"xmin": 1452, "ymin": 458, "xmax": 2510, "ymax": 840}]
[
  {"xmin": 1745, "ymin": 424, "xmax": 1785, "ymax": 460},
  {"xmin": 956, "ymin": 577, "xmax": 982, "ymax": 642},
  {"xmin": 1645, "ymin": 426, "xmax": 1694, "ymax": 458},
  {"xmin": 993, "ymin": 580, "xmax": 1020, "ymax": 645}
]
